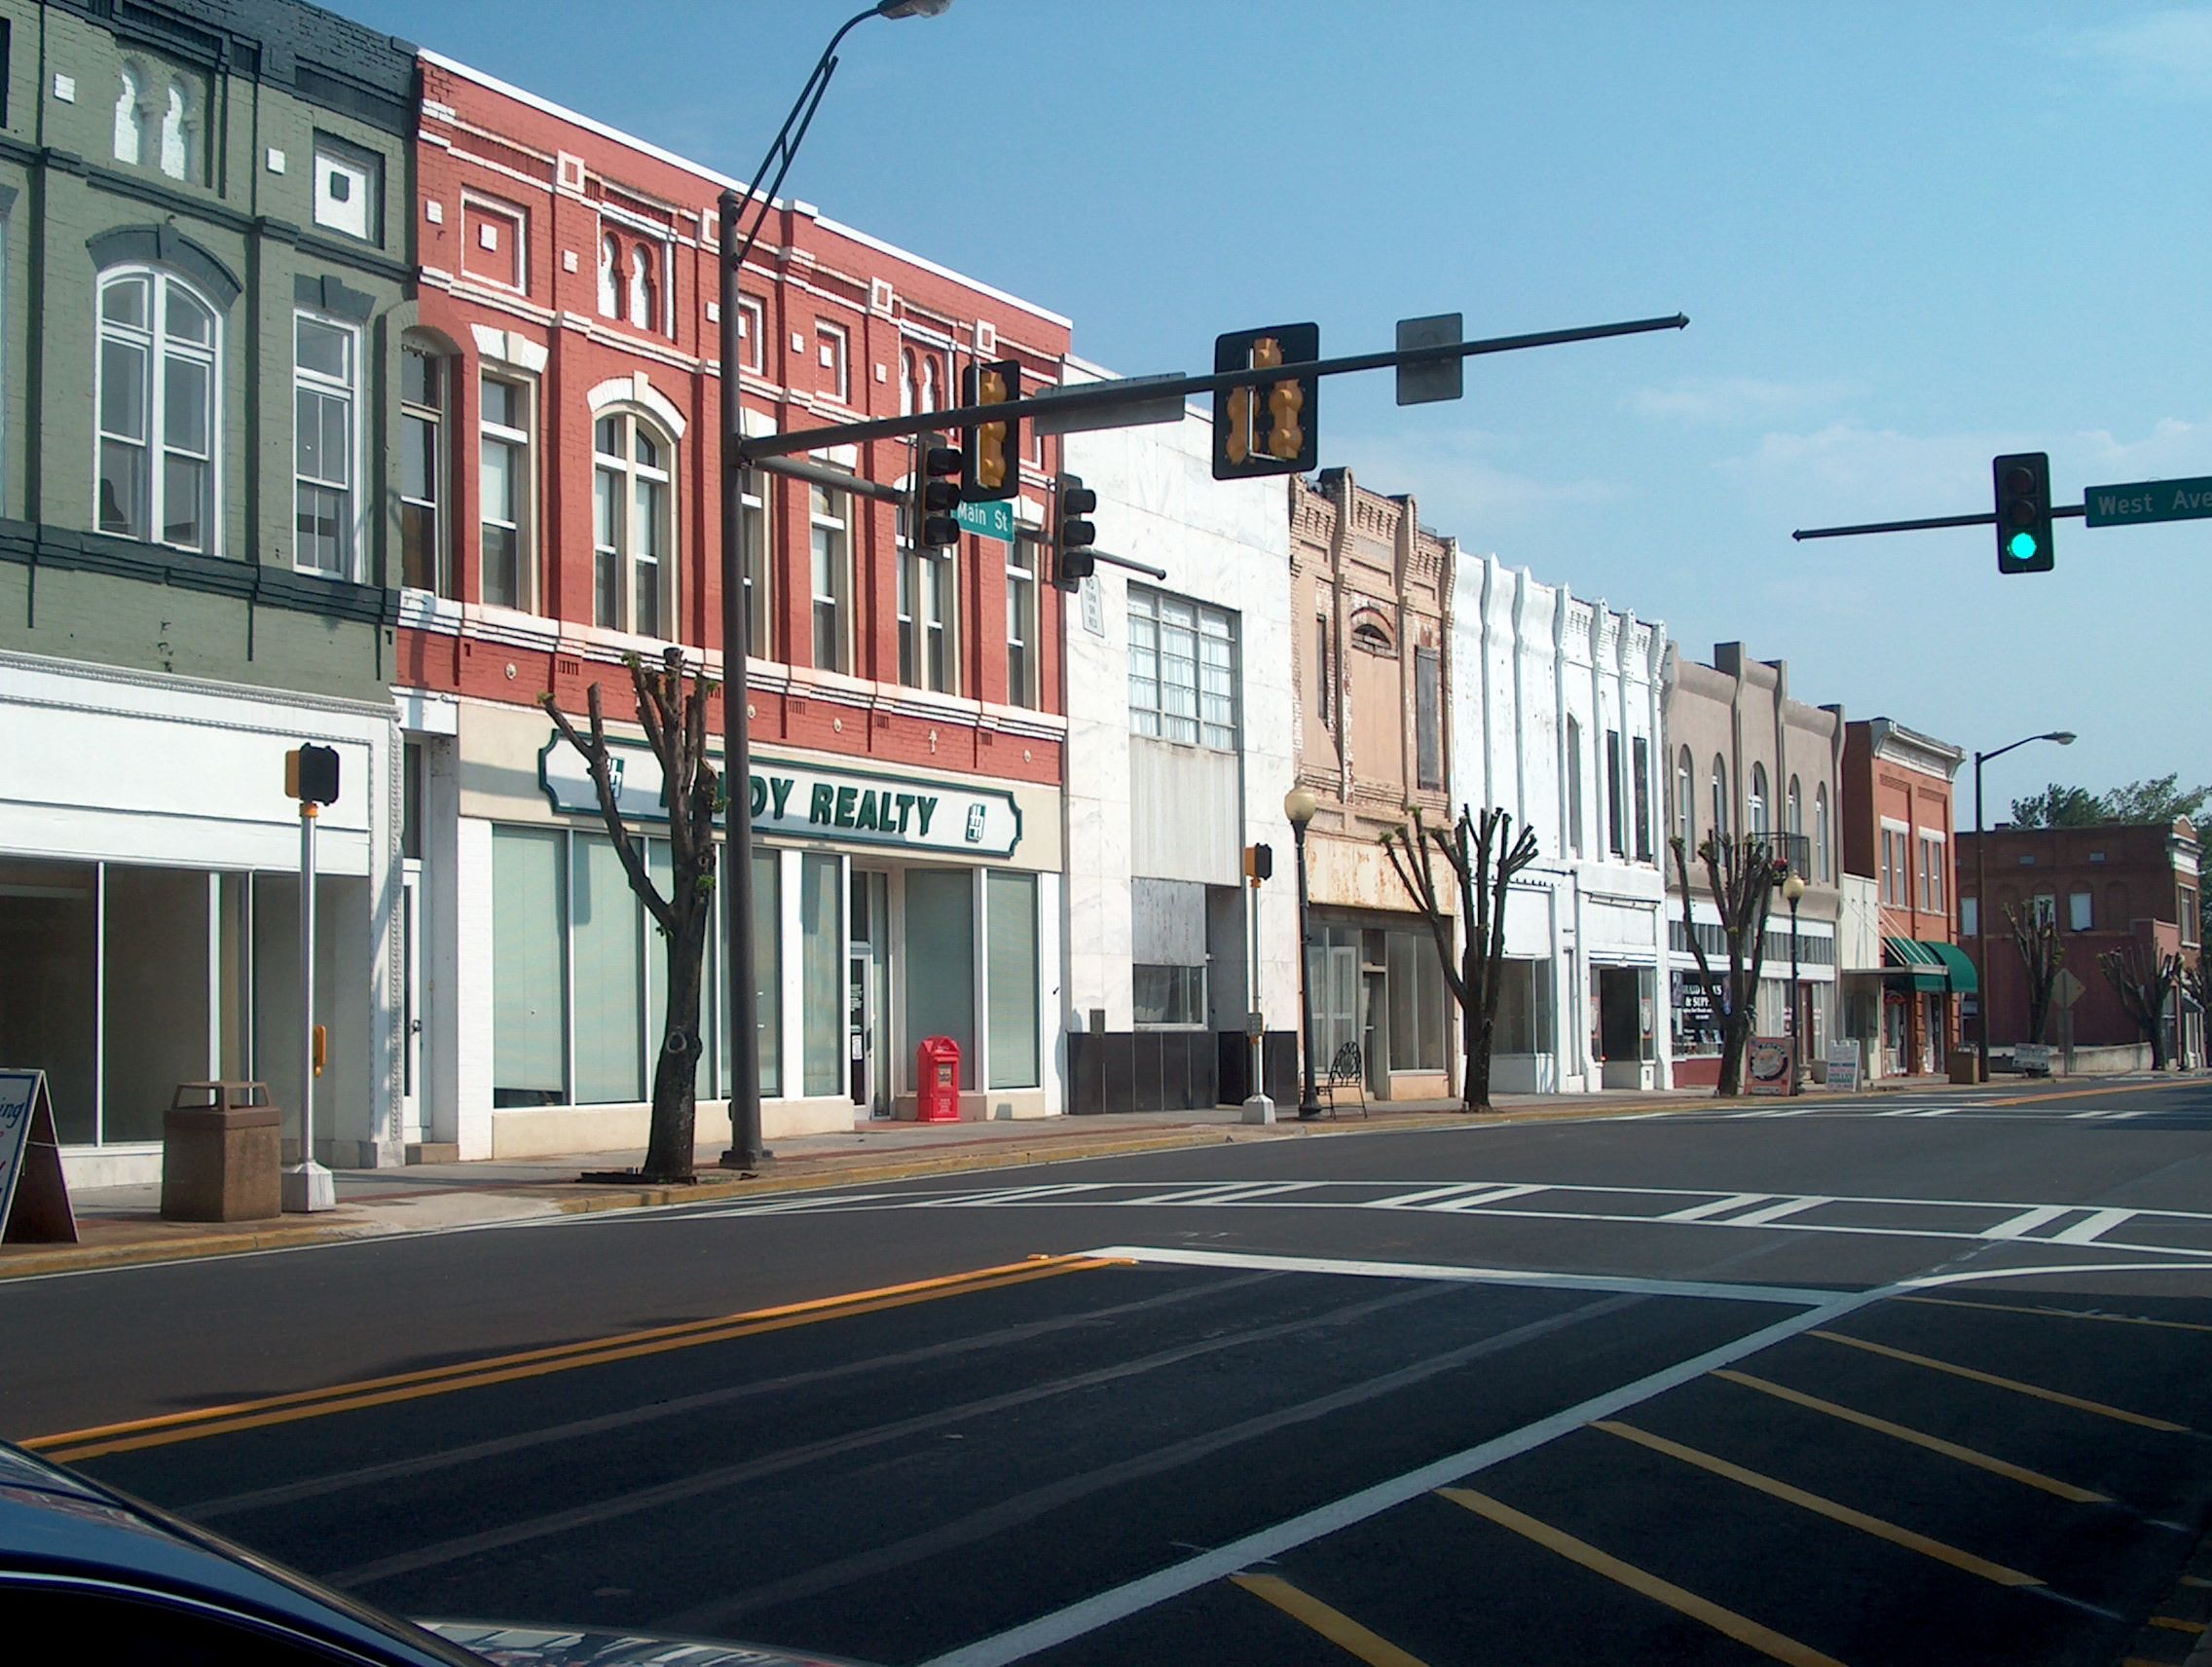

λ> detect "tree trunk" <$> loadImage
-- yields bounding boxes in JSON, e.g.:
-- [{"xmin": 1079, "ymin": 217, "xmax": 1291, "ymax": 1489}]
[
  {"xmin": 2150, "ymin": 1020, "xmax": 2170, "ymax": 1071},
  {"xmin": 639, "ymin": 911, "xmax": 705, "ymax": 1182},
  {"xmin": 1714, "ymin": 1010, "xmax": 1750, "ymax": 1096},
  {"xmin": 1461, "ymin": 945, "xmax": 1486, "ymax": 1111}
]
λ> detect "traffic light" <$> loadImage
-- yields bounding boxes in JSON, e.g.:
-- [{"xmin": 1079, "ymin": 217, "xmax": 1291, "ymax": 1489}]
[
  {"xmin": 1213, "ymin": 322, "xmax": 1318, "ymax": 481},
  {"xmin": 961, "ymin": 359, "xmax": 1021, "ymax": 501},
  {"xmin": 1052, "ymin": 473, "xmax": 1097, "ymax": 590},
  {"xmin": 917, "ymin": 429, "xmax": 962, "ymax": 549},
  {"xmin": 1992, "ymin": 452, "xmax": 2054, "ymax": 574},
  {"xmin": 284, "ymin": 744, "xmax": 341, "ymax": 805}
]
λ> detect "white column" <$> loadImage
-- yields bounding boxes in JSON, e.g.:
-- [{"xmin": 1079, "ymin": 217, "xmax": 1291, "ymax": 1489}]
[{"xmin": 453, "ymin": 817, "xmax": 496, "ymax": 1160}]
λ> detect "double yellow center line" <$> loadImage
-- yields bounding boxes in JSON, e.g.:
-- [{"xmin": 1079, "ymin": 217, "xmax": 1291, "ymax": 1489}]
[{"xmin": 27, "ymin": 1254, "xmax": 1120, "ymax": 1463}]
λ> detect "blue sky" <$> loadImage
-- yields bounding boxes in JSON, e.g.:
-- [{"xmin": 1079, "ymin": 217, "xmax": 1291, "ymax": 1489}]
[{"xmin": 354, "ymin": 0, "xmax": 2212, "ymax": 817}]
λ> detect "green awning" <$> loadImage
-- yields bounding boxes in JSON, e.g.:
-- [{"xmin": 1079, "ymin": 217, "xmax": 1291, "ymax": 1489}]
[
  {"xmin": 1883, "ymin": 936, "xmax": 1948, "ymax": 992},
  {"xmin": 1927, "ymin": 940, "xmax": 1978, "ymax": 994}
]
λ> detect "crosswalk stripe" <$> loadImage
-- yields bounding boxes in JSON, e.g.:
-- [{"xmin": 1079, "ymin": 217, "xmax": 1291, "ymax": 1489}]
[
  {"xmin": 2049, "ymin": 1207, "xmax": 2138, "ymax": 1245},
  {"xmin": 1661, "ymin": 1193, "xmax": 1772, "ymax": 1223},
  {"xmin": 1367, "ymin": 1181, "xmax": 1519, "ymax": 1210},
  {"xmin": 1723, "ymin": 1196, "xmax": 1833, "ymax": 1227},
  {"xmin": 1984, "ymin": 1205, "xmax": 2074, "ymax": 1240},
  {"xmin": 1431, "ymin": 1184, "xmax": 1550, "ymax": 1213}
]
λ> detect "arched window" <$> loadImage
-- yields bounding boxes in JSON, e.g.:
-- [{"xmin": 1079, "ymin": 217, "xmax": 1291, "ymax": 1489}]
[
  {"xmin": 1815, "ymin": 785, "xmax": 1830, "ymax": 881},
  {"xmin": 1676, "ymin": 747, "xmax": 1694, "ymax": 845},
  {"xmin": 899, "ymin": 348, "xmax": 916, "ymax": 418},
  {"xmin": 160, "ymin": 78, "xmax": 198, "ymax": 183},
  {"xmin": 1711, "ymin": 755, "xmax": 1730, "ymax": 842},
  {"xmin": 592, "ymin": 410, "xmax": 675, "ymax": 637},
  {"xmin": 97, "ymin": 267, "xmax": 218, "ymax": 553},
  {"xmin": 113, "ymin": 62, "xmax": 148, "ymax": 167},
  {"xmin": 628, "ymin": 243, "xmax": 655, "ymax": 331},
  {"xmin": 399, "ymin": 330, "xmax": 455, "ymax": 596},
  {"xmin": 597, "ymin": 233, "xmax": 619, "ymax": 318},
  {"xmin": 920, "ymin": 353, "xmax": 940, "ymax": 414},
  {"xmin": 1749, "ymin": 762, "xmax": 1769, "ymax": 837},
  {"xmin": 1787, "ymin": 774, "xmax": 1803, "ymax": 860}
]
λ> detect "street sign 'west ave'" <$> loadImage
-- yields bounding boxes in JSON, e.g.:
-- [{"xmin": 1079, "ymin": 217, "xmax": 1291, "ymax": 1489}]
[{"xmin": 2083, "ymin": 474, "xmax": 2212, "ymax": 529}]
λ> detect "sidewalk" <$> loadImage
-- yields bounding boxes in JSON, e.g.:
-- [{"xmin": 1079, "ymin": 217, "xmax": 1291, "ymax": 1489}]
[{"xmin": 0, "ymin": 1075, "xmax": 2019, "ymax": 1280}]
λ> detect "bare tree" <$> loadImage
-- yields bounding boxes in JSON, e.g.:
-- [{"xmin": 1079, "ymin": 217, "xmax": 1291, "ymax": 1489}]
[
  {"xmin": 1669, "ymin": 834, "xmax": 1784, "ymax": 1096},
  {"xmin": 2098, "ymin": 942, "xmax": 2183, "ymax": 1070},
  {"xmin": 2005, "ymin": 903, "xmax": 2064, "ymax": 1048},
  {"xmin": 541, "ymin": 648, "xmax": 721, "ymax": 1182},
  {"xmin": 1382, "ymin": 804, "xmax": 1541, "ymax": 1112}
]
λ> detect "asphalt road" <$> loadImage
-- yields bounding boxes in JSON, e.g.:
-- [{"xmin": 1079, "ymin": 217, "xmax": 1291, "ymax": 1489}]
[{"xmin": 11, "ymin": 1076, "xmax": 2212, "ymax": 1666}]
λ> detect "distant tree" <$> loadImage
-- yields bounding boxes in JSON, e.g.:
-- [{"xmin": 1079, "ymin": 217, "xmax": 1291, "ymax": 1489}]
[
  {"xmin": 2009, "ymin": 784, "xmax": 2104, "ymax": 828},
  {"xmin": 2098, "ymin": 943, "xmax": 2183, "ymax": 1070},
  {"xmin": 1669, "ymin": 834, "xmax": 1784, "ymax": 1096},
  {"xmin": 541, "ymin": 648, "xmax": 721, "ymax": 1183},
  {"xmin": 2005, "ymin": 902, "xmax": 2063, "ymax": 1047},
  {"xmin": 1382, "ymin": 803, "xmax": 1541, "ymax": 1113}
]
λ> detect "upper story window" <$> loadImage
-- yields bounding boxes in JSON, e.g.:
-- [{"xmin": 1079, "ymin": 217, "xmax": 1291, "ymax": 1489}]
[
  {"xmin": 114, "ymin": 56, "xmax": 204, "ymax": 185},
  {"xmin": 1604, "ymin": 729, "xmax": 1624, "ymax": 856},
  {"xmin": 479, "ymin": 372, "xmax": 535, "ymax": 609},
  {"xmin": 598, "ymin": 233, "xmax": 619, "ymax": 318},
  {"xmin": 1787, "ymin": 775, "xmax": 1803, "ymax": 843},
  {"xmin": 1129, "ymin": 588, "xmax": 1237, "ymax": 751},
  {"xmin": 1879, "ymin": 823, "xmax": 1907, "ymax": 907},
  {"xmin": 293, "ymin": 313, "xmax": 360, "ymax": 577},
  {"xmin": 1567, "ymin": 717, "xmax": 1585, "ymax": 857},
  {"xmin": 2069, "ymin": 890, "xmax": 2093, "ymax": 933},
  {"xmin": 817, "ymin": 321, "xmax": 849, "ymax": 404},
  {"xmin": 628, "ymin": 242, "xmax": 658, "ymax": 331},
  {"xmin": 1815, "ymin": 784, "xmax": 1830, "ymax": 882},
  {"xmin": 1676, "ymin": 746, "xmax": 1693, "ymax": 847},
  {"xmin": 1415, "ymin": 648, "xmax": 1443, "ymax": 792},
  {"xmin": 462, "ymin": 195, "xmax": 527, "ymax": 291},
  {"xmin": 313, "ymin": 134, "xmax": 382, "ymax": 242},
  {"xmin": 737, "ymin": 295, "xmax": 764, "ymax": 374},
  {"xmin": 1314, "ymin": 613, "xmax": 1335, "ymax": 732},
  {"xmin": 1007, "ymin": 536, "xmax": 1037, "ymax": 710},
  {"xmin": 895, "ymin": 499, "xmax": 954, "ymax": 694},
  {"xmin": 2182, "ymin": 884, "xmax": 2199, "ymax": 945},
  {"xmin": 809, "ymin": 479, "xmax": 852, "ymax": 673},
  {"xmin": 96, "ymin": 267, "xmax": 216, "ymax": 553},
  {"xmin": 1633, "ymin": 735, "xmax": 1652, "ymax": 862},
  {"xmin": 593, "ymin": 411, "xmax": 675, "ymax": 638},
  {"xmin": 399, "ymin": 335, "xmax": 451, "ymax": 596},
  {"xmin": 1917, "ymin": 832, "xmax": 1945, "ymax": 913},
  {"xmin": 1710, "ymin": 756, "xmax": 1730, "ymax": 842},
  {"xmin": 739, "ymin": 472, "xmax": 770, "ymax": 658},
  {"xmin": 1749, "ymin": 762, "xmax": 1770, "ymax": 837}
]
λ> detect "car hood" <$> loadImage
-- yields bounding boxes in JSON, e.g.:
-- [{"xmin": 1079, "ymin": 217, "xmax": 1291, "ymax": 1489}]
[{"xmin": 421, "ymin": 1619, "xmax": 878, "ymax": 1667}]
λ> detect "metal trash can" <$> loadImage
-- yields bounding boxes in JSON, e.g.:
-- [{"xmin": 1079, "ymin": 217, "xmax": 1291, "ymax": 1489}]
[{"xmin": 162, "ymin": 1081, "xmax": 281, "ymax": 1222}]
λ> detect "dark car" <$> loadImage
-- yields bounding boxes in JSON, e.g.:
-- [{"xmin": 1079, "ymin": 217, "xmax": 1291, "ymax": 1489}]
[{"xmin": 0, "ymin": 1440, "xmax": 864, "ymax": 1667}]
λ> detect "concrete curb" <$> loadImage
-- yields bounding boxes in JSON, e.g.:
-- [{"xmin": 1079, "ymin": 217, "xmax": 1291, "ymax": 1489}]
[{"xmin": 0, "ymin": 1075, "xmax": 2072, "ymax": 1281}]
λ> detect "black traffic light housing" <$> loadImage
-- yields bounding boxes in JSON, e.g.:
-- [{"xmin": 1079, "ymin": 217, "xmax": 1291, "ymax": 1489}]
[
  {"xmin": 285, "ymin": 744, "xmax": 341, "ymax": 805},
  {"xmin": 1993, "ymin": 452, "xmax": 2054, "ymax": 574},
  {"xmin": 1052, "ymin": 473, "xmax": 1098, "ymax": 591},
  {"xmin": 1213, "ymin": 322, "xmax": 1319, "ymax": 480},
  {"xmin": 918, "ymin": 429, "xmax": 962, "ymax": 549},
  {"xmin": 961, "ymin": 359, "xmax": 1021, "ymax": 502}
]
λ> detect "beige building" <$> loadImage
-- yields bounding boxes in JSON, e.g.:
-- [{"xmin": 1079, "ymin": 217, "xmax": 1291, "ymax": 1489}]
[
  {"xmin": 1290, "ymin": 469, "xmax": 1455, "ymax": 1101},
  {"xmin": 1662, "ymin": 643, "xmax": 1845, "ymax": 1084}
]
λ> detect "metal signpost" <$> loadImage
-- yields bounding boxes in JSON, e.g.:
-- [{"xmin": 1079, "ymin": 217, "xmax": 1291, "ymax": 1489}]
[{"xmin": 283, "ymin": 745, "xmax": 340, "ymax": 1213}]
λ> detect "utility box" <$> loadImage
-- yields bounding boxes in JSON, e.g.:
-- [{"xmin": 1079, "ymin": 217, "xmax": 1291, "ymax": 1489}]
[
  {"xmin": 915, "ymin": 1037, "xmax": 962, "ymax": 1123},
  {"xmin": 1947, "ymin": 1053, "xmax": 1984, "ymax": 1086},
  {"xmin": 162, "ymin": 1082, "xmax": 281, "ymax": 1222}
]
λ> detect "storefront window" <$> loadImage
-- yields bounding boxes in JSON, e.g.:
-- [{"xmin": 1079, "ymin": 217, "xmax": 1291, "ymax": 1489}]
[
  {"xmin": 492, "ymin": 827, "xmax": 567, "ymax": 1106},
  {"xmin": 571, "ymin": 834, "xmax": 644, "ymax": 1104},
  {"xmin": 1493, "ymin": 958, "xmax": 1552, "ymax": 1055},
  {"xmin": 0, "ymin": 858, "xmax": 99, "ymax": 1144},
  {"xmin": 985, "ymin": 871, "xmax": 1038, "ymax": 1090},
  {"xmin": 752, "ymin": 849, "xmax": 781, "ymax": 1098},
  {"xmin": 1386, "ymin": 931, "xmax": 1448, "ymax": 1070},
  {"xmin": 103, "ymin": 866, "xmax": 210, "ymax": 1142},
  {"xmin": 800, "ymin": 853, "xmax": 843, "ymax": 1097},
  {"xmin": 905, "ymin": 869, "xmax": 974, "ymax": 1089}
]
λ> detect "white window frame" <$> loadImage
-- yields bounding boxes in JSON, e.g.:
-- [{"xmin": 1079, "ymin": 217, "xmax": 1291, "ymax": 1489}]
[
  {"xmin": 810, "ymin": 477, "xmax": 852, "ymax": 673},
  {"xmin": 96, "ymin": 265, "xmax": 219, "ymax": 556},
  {"xmin": 1815, "ymin": 784, "xmax": 1830, "ymax": 882},
  {"xmin": 1675, "ymin": 746, "xmax": 1693, "ymax": 846},
  {"xmin": 737, "ymin": 295, "xmax": 764, "ymax": 374},
  {"xmin": 399, "ymin": 336, "xmax": 449, "ymax": 596},
  {"xmin": 1710, "ymin": 757, "xmax": 1729, "ymax": 842},
  {"xmin": 2068, "ymin": 890, "xmax": 2092, "ymax": 933},
  {"xmin": 597, "ymin": 230, "xmax": 620, "ymax": 318},
  {"xmin": 817, "ymin": 319, "xmax": 849, "ymax": 404},
  {"xmin": 1918, "ymin": 832, "xmax": 1946, "ymax": 914},
  {"xmin": 479, "ymin": 371, "xmax": 535, "ymax": 611},
  {"xmin": 292, "ymin": 310, "xmax": 362, "ymax": 578},
  {"xmin": 740, "ymin": 471, "xmax": 770, "ymax": 658},
  {"xmin": 1128, "ymin": 587, "xmax": 1238, "ymax": 751},
  {"xmin": 591, "ymin": 408, "xmax": 676, "ymax": 639},
  {"xmin": 1748, "ymin": 762, "xmax": 1769, "ymax": 838},
  {"xmin": 1007, "ymin": 535, "xmax": 1036, "ymax": 709},
  {"xmin": 894, "ymin": 492, "xmax": 956, "ymax": 694}
]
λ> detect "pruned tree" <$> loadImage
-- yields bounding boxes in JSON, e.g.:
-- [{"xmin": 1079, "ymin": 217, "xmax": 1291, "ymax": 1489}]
[
  {"xmin": 1669, "ymin": 834, "xmax": 1784, "ymax": 1096},
  {"xmin": 2098, "ymin": 942, "xmax": 2183, "ymax": 1070},
  {"xmin": 2005, "ymin": 902, "xmax": 2063, "ymax": 1047},
  {"xmin": 541, "ymin": 648, "xmax": 721, "ymax": 1182},
  {"xmin": 1382, "ymin": 803, "xmax": 1541, "ymax": 1113}
]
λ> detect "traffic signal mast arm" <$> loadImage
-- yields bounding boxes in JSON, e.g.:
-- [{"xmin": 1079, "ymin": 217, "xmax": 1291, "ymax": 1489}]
[
  {"xmin": 733, "ymin": 311, "xmax": 1689, "ymax": 463},
  {"xmin": 1793, "ymin": 505, "xmax": 2085, "ymax": 539}
]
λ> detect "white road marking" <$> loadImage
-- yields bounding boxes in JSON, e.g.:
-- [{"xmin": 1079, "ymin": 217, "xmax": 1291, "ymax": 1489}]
[
  {"xmin": 2050, "ymin": 1207, "xmax": 2138, "ymax": 1245},
  {"xmin": 1660, "ymin": 1193, "xmax": 1772, "ymax": 1223},
  {"xmin": 1721, "ymin": 1196, "xmax": 1836, "ymax": 1227},
  {"xmin": 1984, "ymin": 1204, "xmax": 2076, "ymax": 1240},
  {"xmin": 1115, "ymin": 1181, "xmax": 1317, "ymax": 1208},
  {"xmin": 1429, "ymin": 1183, "xmax": 1552, "ymax": 1213},
  {"xmin": 1369, "ymin": 1180, "xmax": 1525, "ymax": 1209}
]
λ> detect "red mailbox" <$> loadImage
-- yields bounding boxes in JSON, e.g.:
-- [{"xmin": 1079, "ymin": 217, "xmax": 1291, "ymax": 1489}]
[{"xmin": 916, "ymin": 1036, "xmax": 962, "ymax": 1123}]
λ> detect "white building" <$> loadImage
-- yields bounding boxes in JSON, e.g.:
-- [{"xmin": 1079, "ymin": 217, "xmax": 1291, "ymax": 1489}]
[
  {"xmin": 1449, "ymin": 557, "xmax": 1672, "ymax": 1093},
  {"xmin": 1059, "ymin": 379, "xmax": 1300, "ymax": 1112}
]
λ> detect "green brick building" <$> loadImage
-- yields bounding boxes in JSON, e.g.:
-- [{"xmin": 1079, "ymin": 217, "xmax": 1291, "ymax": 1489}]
[{"xmin": 0, "ymin": 0, "xmax": 419, "ymax": 1183}]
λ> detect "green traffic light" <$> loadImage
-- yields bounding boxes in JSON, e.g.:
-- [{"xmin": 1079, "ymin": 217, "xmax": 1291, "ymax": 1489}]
[{"xmin": 2007, "ymin": 531, "xmax": 2040, "ymax": 563}]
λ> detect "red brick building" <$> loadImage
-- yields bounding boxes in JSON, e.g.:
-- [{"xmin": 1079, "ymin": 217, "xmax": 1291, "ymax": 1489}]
[
  {"xmin": 393, "ymin": 52, "xmax": 1074, "ymax": 1162},
  {"xmin": 1958, "ymin": 820, "xmax": 2203, "ymax": 1069},
  {"xmin": 1838, "ymin": 719, "xmax": 1966, "ymax": 1077}
]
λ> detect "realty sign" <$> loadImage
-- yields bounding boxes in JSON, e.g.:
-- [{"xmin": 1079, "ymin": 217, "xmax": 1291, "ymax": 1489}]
[{"xmin": 540, "ymin": 734, "xmax": 1023, "ymax": 859}]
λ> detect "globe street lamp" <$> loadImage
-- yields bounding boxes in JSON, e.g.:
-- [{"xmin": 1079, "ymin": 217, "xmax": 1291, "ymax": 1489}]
[
  {"xmin": 1972, "ymin": 729, "xmax": 2075, "ymax": 1083},
  {"xmin": 1284, "ymin": 785, "xmax": 1322, "ymax": 1120},
  {"xmin": 717, "ymin": 0, "xmax": 952, "ymax": 1170},
  {"xmin": 1782, "ymin": 869, "xmax": 1807, "ymax": 1086}
]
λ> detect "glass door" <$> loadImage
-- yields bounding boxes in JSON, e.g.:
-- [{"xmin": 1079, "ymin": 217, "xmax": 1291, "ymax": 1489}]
[{"xmin": 401, "ymin": 865, "xmax": 424, "ymax": 1144}]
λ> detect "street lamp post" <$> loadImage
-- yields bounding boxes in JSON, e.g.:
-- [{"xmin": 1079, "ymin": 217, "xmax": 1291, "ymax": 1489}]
[
  {"xmin": 1779, "ymin": 868, "xmax": 1807, "ymax": 1080},
  {"xmin": 716, "ymin": 0, "xmax": 951, "ymax": 1171},
  {"xmin": 1284, "ymin": 786, "xmax": 1322, "ymax": 1120},
  {"xmin": 1972, "ymin": 729, "xmax": 2075, "ymax": 1083}
]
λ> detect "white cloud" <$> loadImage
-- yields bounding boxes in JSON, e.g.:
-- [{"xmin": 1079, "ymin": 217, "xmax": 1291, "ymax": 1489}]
[
  {"xmin": 1328, "ymin": 428, "xmax": 1616, "ymax": 536},
  {"xmin": 2059, "ymin": 8, "xmax": 2212, "ymax": 96},
  {"xmin": 1623, "ymin": 375, "xmax": 1862, "ymax": 425}
]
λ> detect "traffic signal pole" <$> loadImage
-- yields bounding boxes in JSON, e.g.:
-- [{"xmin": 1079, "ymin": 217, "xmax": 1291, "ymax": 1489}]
[
  {"xmin": 734, "ymin": 312, "xmax": 1690, "ymax": 464},
  {"xmin": 1793, "ymin": 504, "xmax": 2085, "ymax": 540}
]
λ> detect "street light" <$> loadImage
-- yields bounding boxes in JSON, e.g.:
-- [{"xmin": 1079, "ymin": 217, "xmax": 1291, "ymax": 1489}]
[
  {"xmin": 1782, "ymin": 869, "xmax": 1807, "ymax": 1087},
  {"xmin": 717, "ymin": 0, "xmax": 952, "ymax": 1170},
  {"xmin": 1972, "ymin": 728, "xmax": 2076, "ymax": 1084},
  {"xmin": 1284, "ymin": 785, "xmax": 1322, "ymax": 1121}
]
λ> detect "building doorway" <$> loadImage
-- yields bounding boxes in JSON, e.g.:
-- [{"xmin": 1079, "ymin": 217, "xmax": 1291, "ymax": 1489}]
[{"xmin": 849, "ymin": 868, "xmax": 891, "ymax": 1118}]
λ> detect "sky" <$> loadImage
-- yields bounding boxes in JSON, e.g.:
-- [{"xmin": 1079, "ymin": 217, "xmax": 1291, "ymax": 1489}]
[{"xmin": 350, "ymin": 0, "xmax": 2212, "ymax": 819}]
